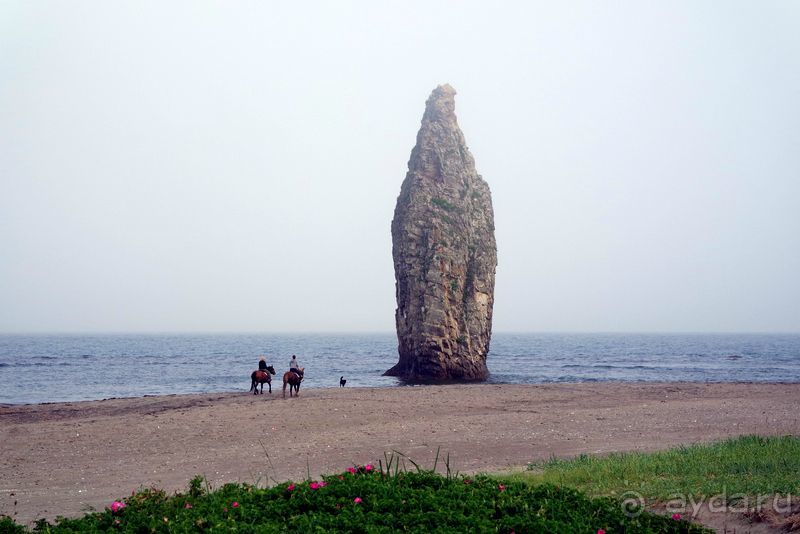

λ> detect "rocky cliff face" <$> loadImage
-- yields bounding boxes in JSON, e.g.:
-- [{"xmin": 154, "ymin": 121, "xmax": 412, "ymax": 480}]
[{"xmin": 386, "ymin": 84, "xmax": 497, "ymax": 381}]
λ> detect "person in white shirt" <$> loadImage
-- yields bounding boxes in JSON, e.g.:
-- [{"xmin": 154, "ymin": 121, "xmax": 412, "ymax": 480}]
[{"xmin": 289, "ymin": 355, "xmax": 303, "ymax": 378}]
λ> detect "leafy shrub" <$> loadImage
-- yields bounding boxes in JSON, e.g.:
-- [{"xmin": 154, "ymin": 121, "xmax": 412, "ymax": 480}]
[
  {"xmin": 0, "ymin": 516, "xmax": 26, "ymax": 533},
  {"xmin": 11, "ymin": 466, "xmax": 709, "ymax": 533}
]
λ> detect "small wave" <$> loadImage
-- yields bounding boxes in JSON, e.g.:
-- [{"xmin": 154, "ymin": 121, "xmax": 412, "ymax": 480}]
[{"xmin": 562, "ymin": 363, "xmax": 659, "ymax": 371}]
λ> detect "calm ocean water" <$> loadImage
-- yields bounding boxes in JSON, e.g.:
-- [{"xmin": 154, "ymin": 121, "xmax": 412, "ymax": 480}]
[{"xmin": 0, "ymin": 333, "xmax": 798, "ymax": 405}]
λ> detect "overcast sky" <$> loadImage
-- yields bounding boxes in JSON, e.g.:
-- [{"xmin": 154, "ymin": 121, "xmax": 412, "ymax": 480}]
[{"xmin": 1, "ymin": 1, "xmax": 798, "ymax": 334}]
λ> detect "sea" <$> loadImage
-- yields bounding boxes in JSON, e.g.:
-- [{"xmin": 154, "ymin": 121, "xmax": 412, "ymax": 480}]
[{"xmin": 1, "ymin": 333, "xmax": 798, "ymax": 405}]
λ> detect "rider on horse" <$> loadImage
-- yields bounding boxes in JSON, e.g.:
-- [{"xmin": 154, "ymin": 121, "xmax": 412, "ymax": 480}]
[
  {"xmin": 251, "ymin": 356, "xmax": 275, "ymax": 395},
  {"xmin": 289, "ymin": 355, "xmax": 304, "ymax": 379}
]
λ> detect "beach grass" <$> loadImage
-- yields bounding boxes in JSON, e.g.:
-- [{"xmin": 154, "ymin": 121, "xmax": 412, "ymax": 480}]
[{"xmin": 497, "ymin": 435, "xmax": 800, "ymax": 502}]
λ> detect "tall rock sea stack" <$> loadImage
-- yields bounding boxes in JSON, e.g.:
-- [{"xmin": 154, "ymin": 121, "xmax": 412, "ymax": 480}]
[{"xmin": 386, "ymin": 85, "xmax": 497, "ymax": 381}]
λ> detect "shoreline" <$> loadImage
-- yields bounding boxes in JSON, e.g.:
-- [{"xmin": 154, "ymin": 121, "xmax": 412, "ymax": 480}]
[
  {"xmin": 2, "ymin": 382, "xmax": 799, "ymax": 526},
  {"xmin": 3, "ymin": 378, "xmax": 800, "ymax": 408}
]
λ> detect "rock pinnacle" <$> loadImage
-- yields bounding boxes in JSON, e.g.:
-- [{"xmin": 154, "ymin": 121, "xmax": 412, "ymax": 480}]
[{"xmin": 386, "ymin": 85, "xmax": 497, "ymax": 381}]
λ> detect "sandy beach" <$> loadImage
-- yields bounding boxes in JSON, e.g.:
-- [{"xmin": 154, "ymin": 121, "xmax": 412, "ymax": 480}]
[{"xmin": 1, "ymin": 382, "xmax": 798, "ymax": 527}]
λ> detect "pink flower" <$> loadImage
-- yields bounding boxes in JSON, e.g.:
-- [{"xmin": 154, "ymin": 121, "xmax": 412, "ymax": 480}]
[
  {"xmin": 347, "ymin": 467, "xmax": 357, "ymax": 474},
  {"xmin": 354, "ymin": 497, "xmax": 362, "ymax": 504},
  {"xmin": 498, "ymin": 484, "xmax": 506, "ymax": 491},
  {"xmin": 287, "ymin": 483, "xmax": 295, "ymax": 492},
  {"xmin": 110, "ymin": 501, "xmax": 126, "ymax": 513},
  {"xmin": 183, "ymin": 502, "xmax": 192, "ymax": 509},
  {"xmin": 672, "ymin": 513, "xmax": 681, "ymax": 520},
  {"xmin": 464, "ymin": 479, "xmax": 472, "ymax": 485},
  {"xmin": 364, "ymin": 464, "xmax": 373, "ymax": 471},
  {"xmin": 597, "ymin": 530, "xmax": 606, "ymax": 534},
  {"xmin": 310, "ymin": 481, "xmax": 327, "ymax": 490},
  {"xmin": 232, "ymin": 501, "xmax": 239, "ymax": 508}
]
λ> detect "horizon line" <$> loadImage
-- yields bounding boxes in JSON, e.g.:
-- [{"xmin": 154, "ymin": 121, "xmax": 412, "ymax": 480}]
[{"xmin": 1, "ymin": 330, "xmax": 798, "ymax": 336}]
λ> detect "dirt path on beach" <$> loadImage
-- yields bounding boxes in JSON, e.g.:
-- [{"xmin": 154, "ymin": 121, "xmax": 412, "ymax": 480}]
[{"xmin": 1, "ymin": 382, "xmax": 798, "ymax": 530}]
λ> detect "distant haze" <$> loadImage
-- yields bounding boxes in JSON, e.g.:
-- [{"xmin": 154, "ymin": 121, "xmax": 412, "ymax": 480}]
[{"xmin": 1, "ymin": 2, "xmax": 798, "ymax": 334}]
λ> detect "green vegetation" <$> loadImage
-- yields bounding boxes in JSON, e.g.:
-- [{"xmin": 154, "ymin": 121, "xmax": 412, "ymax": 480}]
[
  {"xmin": 449, "ymin": 279, "xmax": 459, "ymax": 292},
  {"xmin": 0, "ymin": 462, "xmax": 706, "ymax": 533},
  {"xmin": 431, "ymin": 197, "xmax": 456, "ymax": 211},
  {"xmin": 501, "ymin": 435, "xmax": 800, "ymax": 502},
  {"xmin": 9, "ymin": 437, "xmax": 790, "ymax": 532}
]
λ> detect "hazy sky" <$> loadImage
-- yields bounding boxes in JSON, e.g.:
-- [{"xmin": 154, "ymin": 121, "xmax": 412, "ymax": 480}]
[{"xmin": 1, "ymin": 1, "xmax": 798, "ymax": 333}]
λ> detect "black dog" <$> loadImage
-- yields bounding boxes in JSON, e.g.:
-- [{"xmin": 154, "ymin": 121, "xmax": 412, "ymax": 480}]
[{"xmin": 339, "ymin": 376, "xmax": 346, "ymax": 387}]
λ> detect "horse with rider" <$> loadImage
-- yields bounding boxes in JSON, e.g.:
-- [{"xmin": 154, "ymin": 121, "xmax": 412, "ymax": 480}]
[
  {"xmin": 250, "ymin": 356, "xmax": 276, "ymax": 394},
  {"xmin": 283, "ymin": 354, "xmax": 304, "ymax": 398}
]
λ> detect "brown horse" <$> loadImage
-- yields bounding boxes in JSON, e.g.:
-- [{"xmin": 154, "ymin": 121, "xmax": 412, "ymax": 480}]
[
  {"xmin": 282, "ymin": 368, "xmax": 304, "ymax": 398},
  {"xmin": 250, "ymin": 365, "xmax": 276, "ymax": 394}
]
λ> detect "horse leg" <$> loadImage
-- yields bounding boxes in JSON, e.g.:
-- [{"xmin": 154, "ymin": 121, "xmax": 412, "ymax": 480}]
[
  {"xmin": 251, "ymin": 380, "xmax": 257, "ymax": 395},
  {"xmin": 268, "ymin": 381, "xmax": 272, "ymax": 394},
  {"xmin": 283, "ymin": 381, "xmax": 287, "ymax": 398}
]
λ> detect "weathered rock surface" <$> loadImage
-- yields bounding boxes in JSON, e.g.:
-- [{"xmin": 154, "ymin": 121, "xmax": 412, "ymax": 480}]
[{"xmin": 386, "ymin": 84, "xmax": 497, "ymax": 381}]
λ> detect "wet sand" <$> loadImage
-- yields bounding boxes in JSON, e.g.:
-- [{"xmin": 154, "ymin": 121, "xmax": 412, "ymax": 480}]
[{"xmin": 1, "ymin": 382, "xmax": 798, "ymax": 528}]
